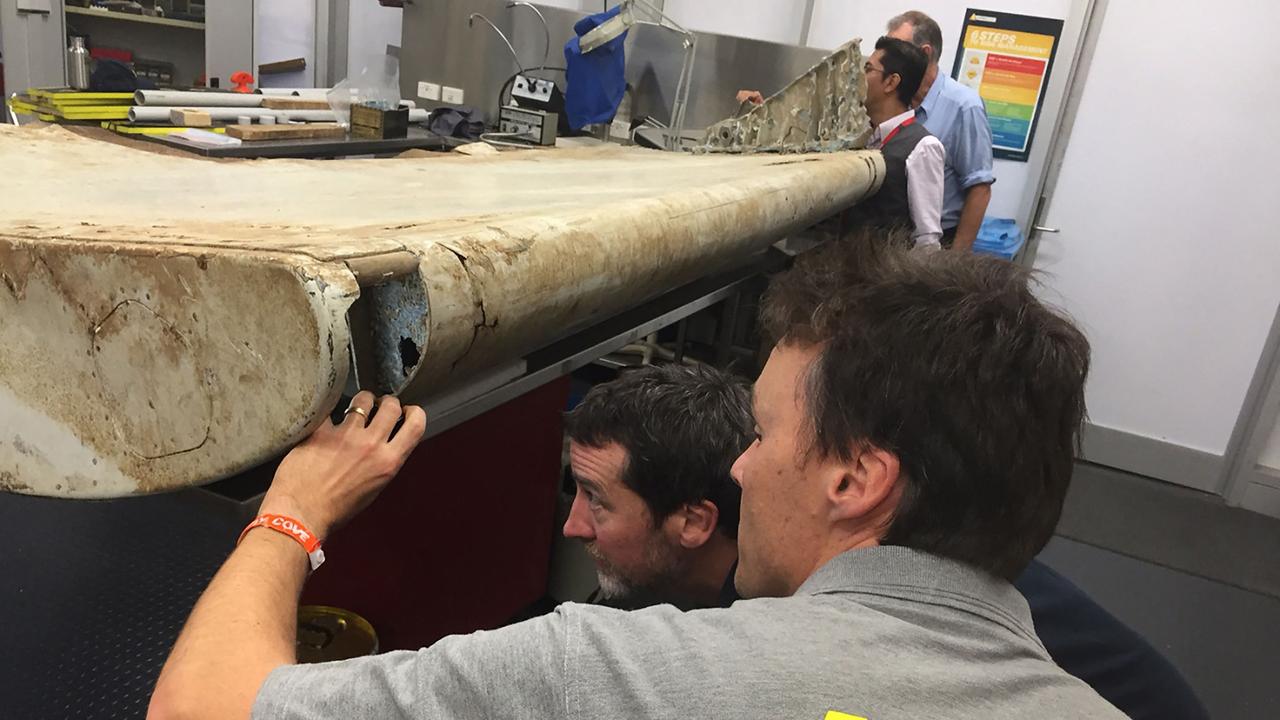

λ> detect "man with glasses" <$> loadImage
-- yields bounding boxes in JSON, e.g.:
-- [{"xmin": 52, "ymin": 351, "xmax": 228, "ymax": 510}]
[
  {"xmin": 741, "ymin": 11, "xmax": 996, "ymax": 251},
  {"xmin": 886, "ymin": 10, "xmax": 994, "ymax": 251},
  {"xmin": 738, "ymin": 37, "xmax": 943, "ymax": 250},
  {"xmin": 849, "ymin": 36, "xmax": 944, "ymax": 250}
]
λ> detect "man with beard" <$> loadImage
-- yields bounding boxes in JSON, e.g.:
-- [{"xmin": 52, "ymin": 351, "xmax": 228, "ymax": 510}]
[
  {"xmin": 560, "ymin": 289, "xmax": 1208, "ymax": 720},
  {"xmin": 150, "ymin": 240, "xmax": 1130, "ymax": 720},
  {"xmin": 561, "ymin": 363, "xmax": 752, "ymax": 610}
]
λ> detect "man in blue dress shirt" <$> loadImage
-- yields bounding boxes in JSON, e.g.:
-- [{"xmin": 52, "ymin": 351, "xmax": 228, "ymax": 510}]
[{"xmin": 887, "ymin": 10, "xmax": 996, "ymax": 251}]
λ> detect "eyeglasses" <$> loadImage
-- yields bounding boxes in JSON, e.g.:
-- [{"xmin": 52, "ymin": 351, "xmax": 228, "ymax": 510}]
[{"xmin": 864, "ymin": 63, "xmax": 897, "ymax": 78}]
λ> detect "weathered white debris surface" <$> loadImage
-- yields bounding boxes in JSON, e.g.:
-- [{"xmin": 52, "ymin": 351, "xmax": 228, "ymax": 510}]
[
  {"xmin": 0, "ymin": 125, "xmax": 884, "ymax": 497},
  {"xmin": 701, "ymin": 39, "xmax": 872, "ymax": 154}
]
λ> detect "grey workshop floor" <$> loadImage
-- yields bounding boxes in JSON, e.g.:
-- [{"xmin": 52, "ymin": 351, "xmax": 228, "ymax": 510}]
[{"xmin": 1041, "ymin": 464, "xmax": 1280, "ymax": 720}]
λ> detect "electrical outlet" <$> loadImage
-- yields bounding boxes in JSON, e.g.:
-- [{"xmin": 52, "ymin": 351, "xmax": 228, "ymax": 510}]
[
  {"xmin": 417, "ymin": 81, "xmax": 441, "ymax": 101},
  {"xmin": 442, "ymin": 86, "xmax": 465, "ymax": 105}
]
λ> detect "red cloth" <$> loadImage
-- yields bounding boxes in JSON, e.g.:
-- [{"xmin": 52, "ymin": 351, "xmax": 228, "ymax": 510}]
[
  {"xmin": 90, "ymin": 47, "xmax": 133, "ymax": 63},
  {"xmin": 300, "ymin": 377, "xmax": 568, "ymax": 650}
]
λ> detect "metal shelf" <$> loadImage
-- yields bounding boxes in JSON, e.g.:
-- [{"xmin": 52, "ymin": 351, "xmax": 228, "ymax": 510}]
[{"xmin": 66, "ymin": 6, "xmax": 205, "ymax": 31}]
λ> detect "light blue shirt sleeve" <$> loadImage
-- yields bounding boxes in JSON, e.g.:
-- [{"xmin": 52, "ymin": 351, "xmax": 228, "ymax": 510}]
[
  {"xmin": 918, "ymin": 76, "xmax": 997, "ymax": 228},
  {"xmin": 953, "ymin": 102, "xmax": 996, "ymax": 190}
]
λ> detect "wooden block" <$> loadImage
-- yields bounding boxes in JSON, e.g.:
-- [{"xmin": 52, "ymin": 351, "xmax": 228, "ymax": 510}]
[
  {"xmin": 350, "ymin": 104, "xmax": 410, "ymax": 139},
  {"xmin": 258, "ymin": 57, "xmax": 307, "ymax": 75},
  {"xmin": 261, "ymin": 97, "xmax": 331, "ymax": 110},
  {"xmin": 169, "ymin": 108, "xmax": 212, "ymax": 127},
  {"xmin": 224, "ymin": 122, "xmax": 346, "ymax": 142}
]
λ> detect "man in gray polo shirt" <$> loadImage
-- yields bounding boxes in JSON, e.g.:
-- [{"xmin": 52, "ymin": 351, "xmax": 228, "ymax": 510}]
[{"xmin": 148, "ymin": 238, "xmax": 1124, "ymax": 720}]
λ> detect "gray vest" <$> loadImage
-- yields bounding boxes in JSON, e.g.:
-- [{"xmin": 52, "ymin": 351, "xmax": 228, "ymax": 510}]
[{"xmin": 850, "ymin": 118, "xmax": 932, "ymax": 235}]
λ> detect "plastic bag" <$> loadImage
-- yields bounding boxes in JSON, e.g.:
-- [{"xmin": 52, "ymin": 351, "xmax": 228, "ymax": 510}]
[{"xmin": 327, "ymin": 54, "xmax": 401, "ymax": 128}]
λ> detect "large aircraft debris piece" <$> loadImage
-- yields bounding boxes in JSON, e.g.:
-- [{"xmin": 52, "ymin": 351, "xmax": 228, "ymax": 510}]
[
  {"xmin": 0, "ymin": 126, "xmax": 884, "ymax": 497},
  {"xmin": 700, "ymin": 39, "xmax": 872, "ymax": 154}
]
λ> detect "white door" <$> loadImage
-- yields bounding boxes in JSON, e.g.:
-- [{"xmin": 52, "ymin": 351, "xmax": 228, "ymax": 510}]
[
  {"xmin": 1222, "ymin": 307, "xmax": 1280, "ymax": 518},
  {"xmin": 1251, "ymin": 411, "xmax": 1280, "ymax": 515},
  {"xmin": 1028, "ymin": 0, "xmax": 1280, "ymax": 492}
]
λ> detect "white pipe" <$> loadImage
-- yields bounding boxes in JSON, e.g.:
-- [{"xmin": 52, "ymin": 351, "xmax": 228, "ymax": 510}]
[
  {"xmin": 129, "ymin": 106, "xmax": 430, "ymax": 124},
  {"xmin": 134, "ymin": 90, "xmax": 264, "ymax": 107},
  {"xmin": 256, "ymin": 89, "xmax": 415, "ymax": 107},
  {"xmin": 130, "ymin": 107, "xmax": 312, "ymax": 123}
]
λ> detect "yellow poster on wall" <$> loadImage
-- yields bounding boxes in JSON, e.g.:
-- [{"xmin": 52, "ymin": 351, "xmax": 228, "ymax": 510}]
[{"xmin": 952, "ymin": 10, "xmax": 1064, "ymax": 161}]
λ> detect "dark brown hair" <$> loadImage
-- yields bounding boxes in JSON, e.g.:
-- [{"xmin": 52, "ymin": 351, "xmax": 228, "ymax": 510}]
[
  {"xmin": 565, "ymin": 363, "xmax": 753, "ymax": 538},
  {"xmin": 760, "ymin": 236, "xmax": 1090, "ymax": 579},
  {"xmin": 874, "ymin": 36, "xmax": 929, "ymax": 106}
]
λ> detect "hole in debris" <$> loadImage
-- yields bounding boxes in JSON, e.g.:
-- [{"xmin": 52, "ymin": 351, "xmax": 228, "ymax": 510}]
[{"xmin": 399, "ymin": 337, "xmax": 421, "ymax": 375}]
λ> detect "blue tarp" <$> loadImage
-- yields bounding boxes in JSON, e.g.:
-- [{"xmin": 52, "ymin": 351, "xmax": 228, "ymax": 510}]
[
  {"xmin": 563, "ymin": 6, "xmax": 629, "ymax": 130},
  {"xmin": 974, "ymin": 217, "xmax": 1026, "ymax": 260}
]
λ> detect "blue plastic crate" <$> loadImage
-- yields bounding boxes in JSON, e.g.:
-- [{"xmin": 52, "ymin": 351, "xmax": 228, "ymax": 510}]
[{"xmin": 973, "ymin": 217, "xmax": 1025, "ymax": 260}]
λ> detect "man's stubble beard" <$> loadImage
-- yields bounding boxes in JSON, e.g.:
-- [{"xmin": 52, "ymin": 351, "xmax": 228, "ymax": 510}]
[{"xmin": 586, "ymin": 534, "xmax": 687, "ymax": 605}]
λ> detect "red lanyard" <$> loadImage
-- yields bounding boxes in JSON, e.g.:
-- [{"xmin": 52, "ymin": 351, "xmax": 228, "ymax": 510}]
[{"xmin": 880, "ymin": 116, "xmax": 916, "ymax": 147}]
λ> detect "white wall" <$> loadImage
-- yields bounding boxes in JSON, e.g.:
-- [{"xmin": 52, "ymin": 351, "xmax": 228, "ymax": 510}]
[
  {"xmin": 348, "ymin": 1, "xmax": 402, "ymax": 77},
  {"xmin": 255, "ymin": 0, "xmax": 315, "ymax": 87},
  {"xmin": 207, "ymin": 0, "xmax": 254, "ymax": 88},
  {"xmin": 807, "ymin": 0, "xmax": 1073, "ymax": 221},
  {"xmin": 1032, "ymin": 0, "xmax": 1280, "ymax": 461},
  {"xmin": 536, "ymin": 0, "xmax": 601, "ymax": 11},
  {"xmin": 665, "ymin": 0, "xmax": 806, "ymax": 45},
  {"xmin": 537, "ymin": 0, "xmax": 807, "ymax": 44}
]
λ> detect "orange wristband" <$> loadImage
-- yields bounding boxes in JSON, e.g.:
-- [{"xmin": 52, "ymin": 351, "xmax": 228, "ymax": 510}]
[{"xmin": 239, "ymin": 514, "xmax": 326, "ymax": 571}]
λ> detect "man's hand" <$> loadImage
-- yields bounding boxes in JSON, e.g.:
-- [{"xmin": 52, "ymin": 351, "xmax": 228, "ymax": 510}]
[
  {"xmin": 148, "ymin": 392, "xmax": 425, "ymax": 720},
  {"xmin": 736, "ymin": 90, "xmax": 765, "ymax": 106},
  {"xmin": 259, "ymin": 391, "xmax": 427, "ymax": 540}
]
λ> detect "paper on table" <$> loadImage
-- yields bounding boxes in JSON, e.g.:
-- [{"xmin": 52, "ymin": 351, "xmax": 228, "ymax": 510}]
[{"xmin": 169, "ymin": 129, "xmax": 243, "ymax": 147}]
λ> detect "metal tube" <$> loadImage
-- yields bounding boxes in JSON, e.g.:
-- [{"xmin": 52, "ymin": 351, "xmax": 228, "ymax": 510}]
[
  {"xmin": 468, "ymin": 13, "xmax": 526, "ymax": 75},
  {"xmin": 134, "ymin": 90, "xmax": 265, "ymax": 107},
  {"xmin": 670, "ymin": 34, "xmax": 695, "ymax": 150},
  {"xmin": 506, "ymin": 2, "xmax": 551, "ymax": 71},
  {"xmin": 131, "ymin": 107, "xmax": 312, "ymax": 123},
  {"xmin": 628, "ymin": 0, "xmax": 696, "ymax": 150}
]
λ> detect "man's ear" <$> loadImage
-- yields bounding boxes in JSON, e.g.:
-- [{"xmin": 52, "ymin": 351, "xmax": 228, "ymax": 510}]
[
  {"xmin": 921, "ymin": 43, "xmax": 935, "ymax": 63},
  {"xmin": 825, "ymin": 445, "xmax": 901, "ymax": 524},
  {"xmin": 885, "ymin": 72, "xmax": 902, "ymax": 97},
  {"xmin": 669, "ymin": 500, "xmax": 720, "ymax": 549}
]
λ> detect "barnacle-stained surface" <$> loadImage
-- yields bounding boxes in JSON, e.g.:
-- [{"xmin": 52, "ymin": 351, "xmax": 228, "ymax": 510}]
[
  {"xmin": 0, "ymin": 125, "xmax": 883, "ymax": 496},
  {"xmin": 700, "ymin": 39, "xmax": 872, "ymax": 154}
]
